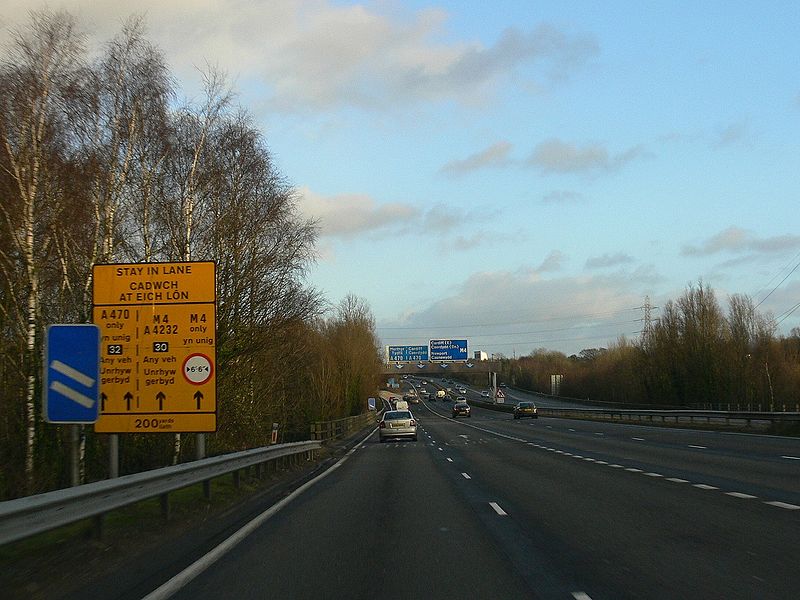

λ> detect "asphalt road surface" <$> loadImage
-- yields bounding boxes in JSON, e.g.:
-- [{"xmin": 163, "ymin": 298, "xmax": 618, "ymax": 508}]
[{"xmin": 153, "ymin": 396, "xmax": 800, "ymax": 600}]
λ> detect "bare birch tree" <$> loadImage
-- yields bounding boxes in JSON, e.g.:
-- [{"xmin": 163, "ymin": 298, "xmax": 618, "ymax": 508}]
[{"xmin": 0, "ymin": 11, "xmax": 86, "ymax": 489}]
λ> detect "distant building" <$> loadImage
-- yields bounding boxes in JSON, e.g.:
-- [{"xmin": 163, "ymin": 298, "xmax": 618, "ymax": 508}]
[{"xmin": 474, "ymin": 350, "xmax": 488, "ymax": 361}]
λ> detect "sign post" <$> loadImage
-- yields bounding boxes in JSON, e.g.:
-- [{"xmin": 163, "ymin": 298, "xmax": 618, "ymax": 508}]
[
  {"xmin": 44, "ymin": 324, "xmax": 101, "ymax": 486},
  {"xmin": 271, "ymin": 422, "xmax": 279, "ymax": 445},
  {"xmin": 44, "ymin": 324, "xmax": 101, "ymax": 424},
  {"xmin": 92, "ymin": 261, "xmax": 217, "ymax": 434},
  {"xmin": 494, "ymin": 387, "xmax": 506, "ymax": 404}
]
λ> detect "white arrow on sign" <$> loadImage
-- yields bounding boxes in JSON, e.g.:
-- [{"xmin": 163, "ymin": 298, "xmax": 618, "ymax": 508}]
[{"xmin": 49, "ymin": 360, "xmax": 96, "ymax": 408}]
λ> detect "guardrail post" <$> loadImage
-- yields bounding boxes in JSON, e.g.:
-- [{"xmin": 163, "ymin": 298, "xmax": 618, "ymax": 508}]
[
  {"xmin": 160, "ymin": 493, "xmax": 170, "ymax": 521},
  {"xmin": 92, "ymin": 514, "xmax": 104, "ymax": 539},
  {"xmin": 202, "ymin": 479, "xmax": 211, "ymax": 499},
  {"xmin": 233, "ymin": 469, "xmax": 240, "ymax": 489}
]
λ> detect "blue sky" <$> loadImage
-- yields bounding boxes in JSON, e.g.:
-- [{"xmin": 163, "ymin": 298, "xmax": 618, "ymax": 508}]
[{"xmin": 4, "ymin": 1, "xmax": 799, "ymax": 356}]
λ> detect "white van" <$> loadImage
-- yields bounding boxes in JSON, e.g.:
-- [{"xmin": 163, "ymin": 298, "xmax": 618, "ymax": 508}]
[{"xmin": 394, "ymin": 400, "xmax": 409, "ymax": 410}]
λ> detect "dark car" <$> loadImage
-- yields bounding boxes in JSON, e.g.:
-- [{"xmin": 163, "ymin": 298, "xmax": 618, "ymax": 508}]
[
  {"xmin": 452, "ymin": 402, "xmax": 471, "ymax": 418},
  {"xmin": 513, "ymin": 401, "xmax": 538, "ymax": 419}
]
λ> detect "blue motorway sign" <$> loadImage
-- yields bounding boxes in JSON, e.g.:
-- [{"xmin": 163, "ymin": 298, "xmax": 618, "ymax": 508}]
[
  {"xmin": 429, "ymin": 339, "xmax": 468, "ymax": 361},
  {"xmin": 44, "ymin": 324, "xmax": 101, "ymax": 424},
  {"xmin": 387, "ymin": 345, "xmax": 429, "ymax": 362}
]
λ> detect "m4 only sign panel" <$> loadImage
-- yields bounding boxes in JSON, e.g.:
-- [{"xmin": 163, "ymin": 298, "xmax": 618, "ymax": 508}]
[{"xmin": 92, "ymin": 261, "xmax": 216, "ymax": 433}]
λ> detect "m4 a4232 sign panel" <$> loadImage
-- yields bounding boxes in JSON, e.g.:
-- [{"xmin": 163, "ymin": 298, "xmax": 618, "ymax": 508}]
[{"xmin": 92, "ymin": 261, "xmax": 216, "ymax": 433}]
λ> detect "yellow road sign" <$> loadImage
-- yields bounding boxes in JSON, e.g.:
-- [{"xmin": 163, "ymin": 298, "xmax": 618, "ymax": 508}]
[
  {"xmin": 93, "ymin": 261, "xmax": 215, "ymax": 305},
  {"xmin": 92, "ymin": 262, "xmax": 216, "ymax": 433}
]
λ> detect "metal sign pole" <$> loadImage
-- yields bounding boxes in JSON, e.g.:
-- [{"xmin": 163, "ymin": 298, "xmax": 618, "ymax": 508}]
[
  {"xmin": 109, "ymin": 434, "xmax": 119, "ymax": 478},
  {"xmin": 70, "ymin": 425, "xmax": 80, "ymax": 486},
  {"xmin": 196, "ymin": 433, "xmax": 206, "ymax": 459}
]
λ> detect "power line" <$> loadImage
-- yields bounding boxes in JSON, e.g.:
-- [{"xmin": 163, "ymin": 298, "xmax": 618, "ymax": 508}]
[
  {"xmin": 376, "ymin": 307, "xmax": 642, "ymax": 331},
  {"xmin": 754, "ymin": 254, "xmax": 800, "ymax": 310},
  {"xmin": 484, "ymin": 331, "xmax": 640, "ymax": 349},
  {"xmin": 379, "ymin": 319, "xmax": 641, "ymax": 342},
  {"xmin": 774, "ymin": 301, "xmax": 800, "ymax": 327},
  {"xmin": 753, "ymin": 248, "xmax": 800, "ymax": 301}
]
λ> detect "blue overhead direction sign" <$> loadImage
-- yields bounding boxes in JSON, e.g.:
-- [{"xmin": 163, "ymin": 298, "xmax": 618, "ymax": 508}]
[
  {"xmin": 429, "ymin": 339, "xmax": 468, "ymax": 361},
  {"xmin": 44, "ymin": 324, "xmax": 101, "ymax": 424},
  {"xmin": 387, "ymin": 345, "xmax": 429, "ymax": 362}
]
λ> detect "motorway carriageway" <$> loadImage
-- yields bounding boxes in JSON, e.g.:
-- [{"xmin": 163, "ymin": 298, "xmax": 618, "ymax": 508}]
[{"xmin": 142, "ymin": 382, "xmax": 798, "ymax": 600}]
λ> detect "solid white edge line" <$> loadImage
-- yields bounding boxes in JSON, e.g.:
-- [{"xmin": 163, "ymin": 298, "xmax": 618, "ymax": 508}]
[
  {"xmin": 489, "ymin": 502, "xmax": 508, "ymax": 516},
  {"xmin": 140, "ymin": 427, "xmax": 378, "ymax": 600}
]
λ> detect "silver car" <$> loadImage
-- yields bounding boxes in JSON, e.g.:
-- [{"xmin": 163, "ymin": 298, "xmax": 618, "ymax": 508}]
[{"xmin": 379, "ymin": 410, "xmax": 418, "ymax": 442}]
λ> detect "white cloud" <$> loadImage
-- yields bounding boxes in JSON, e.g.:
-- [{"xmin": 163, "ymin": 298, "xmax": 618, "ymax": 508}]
[
  {"xmin": 712, "ymin": 121, "xmax": 751, "ymax": 148},
  {"xmin": 541, "ymin": 190, "xmax": 584, "ymax": 204},
  {"xmin": 377, "ymin": 266, "xmax": 657, "ymax": 355},
  {"xmin": 0, "ymin": 2, "xmax": 597, "ymax": 112},
  {"xmin": 536, "ymin": 250, "xmax": 567, "ymax": 272},
  {"xmin": 439, "ymin": 141, "xmax": 513, "ymax": 176},
  {"xmin": 585, "ymin": 252, "xmax": 635, "ymax": 269},
  {"xmin": 682, "ymin": 227, "xmax": 800, "ymax": 257},
  {"xmin": 526, "ymin": 138, "xmax": 648, "ymax": 174},
  {"xmin": 296, "ymin": 187, "xmax": 499, "ymax": 241},
  {"xmin": 296, "ymin": 187, "xmax": 418, "ymax": 239}
]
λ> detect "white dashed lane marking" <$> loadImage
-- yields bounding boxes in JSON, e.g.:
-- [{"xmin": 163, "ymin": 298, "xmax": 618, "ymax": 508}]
[
  {"xmin": 489, "ymin": 502, "xmax": 508, "ymax": 516},
  {"xmin": 428, "ymin": 411, "xmax": 795, "ymax": 513},
  {"xmin": 764, "ymin": 501, "xmax": 800, "ymax": 510}
]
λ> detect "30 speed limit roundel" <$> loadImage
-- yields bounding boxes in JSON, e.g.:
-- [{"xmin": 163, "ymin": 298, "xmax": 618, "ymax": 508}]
[{"xmin": 183, "ymin": 353, "xmax": 213, "ymax": 385}]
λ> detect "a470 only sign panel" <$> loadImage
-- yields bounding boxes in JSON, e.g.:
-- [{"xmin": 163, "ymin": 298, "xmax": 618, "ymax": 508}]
[{"xmin": 92, "ymin": 261, "xmax": 216, "ymax": 433}]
